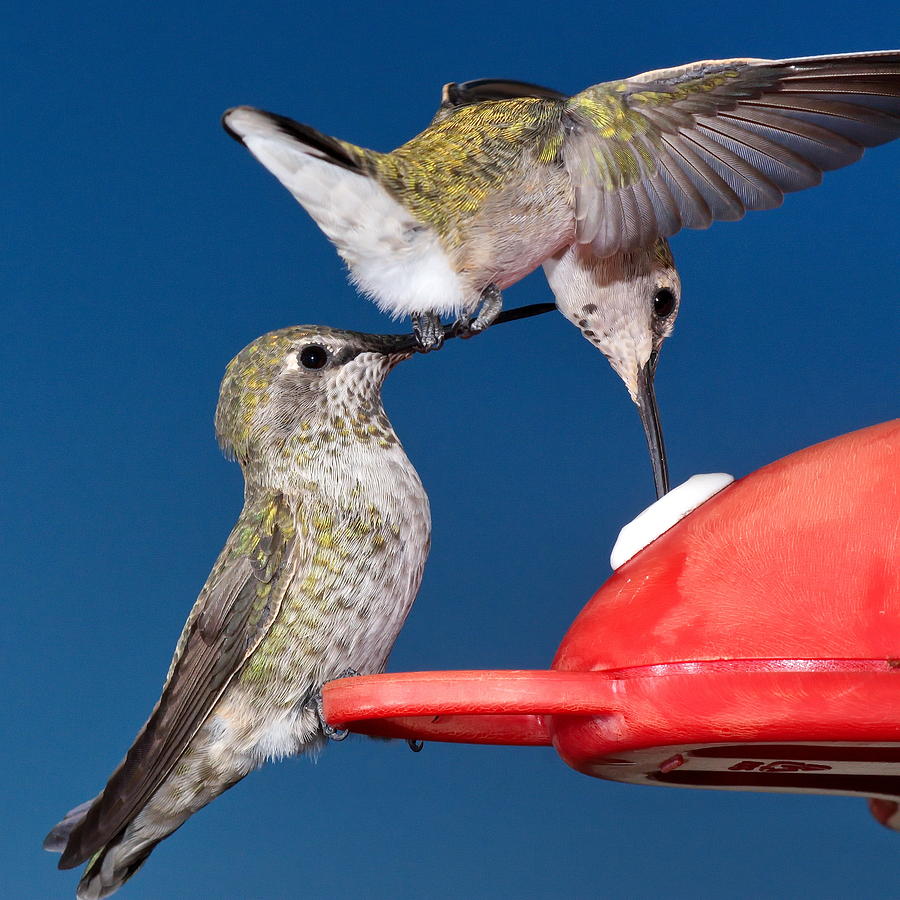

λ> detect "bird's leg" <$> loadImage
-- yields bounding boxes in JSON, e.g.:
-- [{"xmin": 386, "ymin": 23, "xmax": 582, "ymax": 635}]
[
  {"xmin": 458, "ymin": 284, "xmax": 503, "ymax": 338},
  {"xmin": 314, "ymin": 693, "xmax": 348, "ymax": 741},
  {"xmin": 472, "ymin": 283, "xmax": 503, "ymax": 331},
  {"xmin": 313, "ymin": 668, "xmax": 360, "ymax": 741},
  {"xmin": 452, "ymin": 309, "xmax": 474, "ymax": 333},
  {"xmin": 412, "ymin": 312, "xmax": 445, "ymax": 352}
]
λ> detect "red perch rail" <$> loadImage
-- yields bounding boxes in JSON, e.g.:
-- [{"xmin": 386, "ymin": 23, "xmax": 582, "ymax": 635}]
[{"xmin": 323, "ymin": 420, "xmax": 900, "ymax": 830}]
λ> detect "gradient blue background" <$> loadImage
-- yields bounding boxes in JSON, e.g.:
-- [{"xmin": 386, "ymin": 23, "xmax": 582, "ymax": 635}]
[{"xmin": 5, "ymin": 2, "xmax": 899, "ymax": 897}]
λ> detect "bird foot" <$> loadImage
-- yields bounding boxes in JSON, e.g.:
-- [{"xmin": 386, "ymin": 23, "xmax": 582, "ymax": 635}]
[
  {"xmin": 314, "ymin": 668, "xmax": 360, "ymax": 741},
  {"xmin": 412, "ymin": 313, "xmax": 445, "ymax": 352},
  {"xmin": 456, "ymin": 284, "xmax": 504, "ymax": 339}
]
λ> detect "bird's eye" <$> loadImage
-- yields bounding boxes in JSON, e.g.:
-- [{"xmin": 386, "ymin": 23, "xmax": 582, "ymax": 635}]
[
  {"xmin": 653, "ymin": 288, "xmax": 676, "ymax": 318},
  {"xmin": 299, "ymin": 345, "xmax": 329, "ymax": 370}
]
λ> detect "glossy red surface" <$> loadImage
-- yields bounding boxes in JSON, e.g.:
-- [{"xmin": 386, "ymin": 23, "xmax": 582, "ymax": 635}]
[
  {"xmin": 554, "ymin": 419, "xmax": 899, "ymax": 672},
  {"xmin": 322, "ymin": 420, "xmax": 900, "ymax": 823}
]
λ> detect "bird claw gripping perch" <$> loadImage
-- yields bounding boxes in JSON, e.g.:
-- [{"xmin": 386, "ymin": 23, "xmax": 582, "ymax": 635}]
[
  {"xmin": 315, "ymin": 669, "xmax": 361, "ymax": 741},
  {"xmin": 412, "ymin": 312, "xmax": 445, "ymax": 352},
  {"xmin": 454, "ymin": 284, "xmax": 504, "ymax": 340},
  {"xmin": 467, "ymin": 284, "xmax": 504, "ymax": 336},
  {"xmin": 314, "ymin": 693, "xmax": 348, "ymax": 741},
  {"xmin": 414, "ymin": 285, "xmax": 504, "ymax": 351}
]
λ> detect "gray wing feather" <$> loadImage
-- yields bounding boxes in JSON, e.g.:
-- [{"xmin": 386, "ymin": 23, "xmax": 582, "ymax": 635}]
[
  {"xmin": 565, "ymin": 51, "xmax": 900, "ymax": 254},
  {"xmin": 56, "ymin": 494, "xmax": 295, "ymax": 870}
]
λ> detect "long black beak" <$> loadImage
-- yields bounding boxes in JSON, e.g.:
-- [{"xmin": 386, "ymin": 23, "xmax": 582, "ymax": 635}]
[{"xmin": 635, "ymin": 358, "xmax": 669, "ymax": 499}]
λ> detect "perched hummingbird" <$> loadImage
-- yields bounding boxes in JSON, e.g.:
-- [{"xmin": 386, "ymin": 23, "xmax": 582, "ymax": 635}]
[
  {"xmin": 223, "ymin": 51, "xmax": 900, "ymax": 359},
  {"xmin": 44, "ymin": 325, "xmax": 432, "ymax": 898}
]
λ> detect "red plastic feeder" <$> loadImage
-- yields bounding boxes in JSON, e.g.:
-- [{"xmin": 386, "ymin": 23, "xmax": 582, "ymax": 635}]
[{"xmin": 323, "ymin": 420, "xmax": 900, "ymax": 828}]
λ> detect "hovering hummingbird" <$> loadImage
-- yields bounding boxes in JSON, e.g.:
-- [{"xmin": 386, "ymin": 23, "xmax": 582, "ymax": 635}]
[
  {"xmin": 44, "ymin": 325, "xmax": 433, "ymax": 898},
  {"xmin": 545, "ymin": 238, "xmax": 679, "ymax": 497},
  {"xmin": 223, "ymin": 50, "xmax": 900, "ymax": 358},
  {"xmin": 435, "ymin": 79, "xmax": 680, "ymax": 498}
]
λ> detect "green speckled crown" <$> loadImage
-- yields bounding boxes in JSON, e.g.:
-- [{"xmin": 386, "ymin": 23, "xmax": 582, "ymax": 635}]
[
  {"xmin": 215, "ymin": 325, "xmax": 416, "ymax": 465},
  {"xmin": 216, "ymin": 326, "xmax": 312, "ymax": 459}
]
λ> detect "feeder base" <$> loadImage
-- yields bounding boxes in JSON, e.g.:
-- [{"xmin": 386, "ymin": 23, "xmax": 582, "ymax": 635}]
[{"xmin": 583, "ymin": 741, "xmax": 900, "ymax": 801}]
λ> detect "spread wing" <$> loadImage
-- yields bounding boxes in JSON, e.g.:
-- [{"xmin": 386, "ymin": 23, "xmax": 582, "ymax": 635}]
[
  {"xmin": 563, "ymin": 51, "xmax": 900, "ymax": 255},
  {"xmin": 58, "ymin": 493, "xmax": 297, "ymax": 869}
]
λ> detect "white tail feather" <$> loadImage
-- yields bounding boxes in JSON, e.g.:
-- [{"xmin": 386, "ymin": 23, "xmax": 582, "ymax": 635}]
[{"xmin": 225, "ymin": 108, "xmax": 469, "ymax": 317}]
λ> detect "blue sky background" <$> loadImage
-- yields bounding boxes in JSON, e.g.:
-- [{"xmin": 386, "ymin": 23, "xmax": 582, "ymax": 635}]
[{"xmin": 4, "ymin": 2, "xmax": 899, "ymax": 897}]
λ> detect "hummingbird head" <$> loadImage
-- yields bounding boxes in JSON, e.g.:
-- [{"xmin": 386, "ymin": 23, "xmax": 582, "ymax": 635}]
[
  {"xmin": 216, "ymin": 326, "xmax": 415, "ymax": 471},
  {"xmin": 545, "ymin": 238, "xmax": 680, "ymax": 498}
]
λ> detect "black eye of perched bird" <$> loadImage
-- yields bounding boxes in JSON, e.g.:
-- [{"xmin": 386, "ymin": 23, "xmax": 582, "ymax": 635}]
[
  {"xmin": 653, "ymin": 289, "xmax": 676, "ymax": 318},
  {"xmin": 299, "ymin": 345, "xmax": 329, "ymax": 369}
]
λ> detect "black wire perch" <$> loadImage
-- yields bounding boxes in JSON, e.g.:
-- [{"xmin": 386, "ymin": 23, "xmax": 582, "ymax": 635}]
[{"xmin": 381, "ymin": 302, "xmax": 558, "ymax": 354}]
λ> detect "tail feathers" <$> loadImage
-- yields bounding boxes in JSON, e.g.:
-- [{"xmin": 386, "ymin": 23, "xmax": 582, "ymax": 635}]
[
  {"xmin": 74, "ymin": 835, "xmax": 162, "ymax": 900},
  {"xmin": 47, "ymin": 766, "xmax": 252, "ymax": 897},
  {"xmin": 221, "ymin": 105, "xmax": 405, "ymax": 255},
  {"xmin": 222, "ymin": 106, "xmax": 367, "ymax": 173},
  {"xmin": 43, "ymin": 798, "xmax": 96, "ymax": 853},
  {"xmin": 44, "ymin": 796, "xmax": 157, "ymax": 898},
  {"xmin": 222, "ymin": 104, "xmax": 457, "ymax": 320}
]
